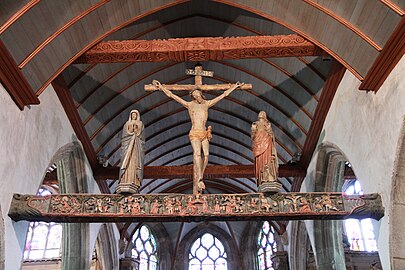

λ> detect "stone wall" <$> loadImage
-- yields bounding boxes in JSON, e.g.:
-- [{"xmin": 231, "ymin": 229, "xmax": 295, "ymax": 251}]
[
  {"xmin": 0, "ymin": 84, "xmax": 100, "ymax": 269},
  {"xmin": 303, "ymin": 58, "xmax": 405, "ymax": 269}
]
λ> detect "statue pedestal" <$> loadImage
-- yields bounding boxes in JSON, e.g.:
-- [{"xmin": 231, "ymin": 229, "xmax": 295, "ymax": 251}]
[
  {"xmin": 258, "ymin": 181, "xmax": 282, "ymax": 193},
  {"xmin": 116, "ymin": 183, "xmax": 139, "ymax": 194}
]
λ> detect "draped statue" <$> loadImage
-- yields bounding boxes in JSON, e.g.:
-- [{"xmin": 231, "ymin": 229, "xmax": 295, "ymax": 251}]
[
  {"xmin": 252, "ymin": 111, "xmax": 281, "ymax": 193},
  {"xmin": 117, "ymin": 110, "xmax": 145, "ymax": 194}
]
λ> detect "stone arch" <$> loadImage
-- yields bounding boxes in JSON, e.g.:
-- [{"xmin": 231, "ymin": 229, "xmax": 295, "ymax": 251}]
[
  {"xmin": 312, "ymin": 142, "xmax": 348, "ymax": 270},
  {"xmin": 53, "ymin": 141, "xmax": 92, "ymax": 270},
  {"xmin": 175, "ymin": 223, "xmax": 240, "ymax": 270},
  {"xmin": 124, "ymin": 222, "xmax": 173, "ymax": 270},
  {"xmin": 289, "ymin": 220, "xmax": 310, "ymax": 270},
  {"xmin": 390, "ymin": 116, "xmax": 405, "ymax": 269},
  {"xmin": 93, "ymin": 223, "xmax": 119, "ymax": 270},
  {"xmin": 240, "ymin": 221, "xmax": 285, "ymax": 269}
]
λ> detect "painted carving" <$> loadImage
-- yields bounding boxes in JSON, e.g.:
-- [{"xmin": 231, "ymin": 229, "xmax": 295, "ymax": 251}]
[
  {"xmin": 150, "ymin": 65, "xmax": 247, "ymax": 194},
  {"xmin": 252, "ymin": 111, "xmax": 281, "ymax": 193},
  {"xmin": 76, "ymin": 35, "xmax": 322, "ymax": 63},
  {"xmin": 8, "ymin": 192, "xmax": 384, "ymax": 223},
  {"xmin": 117, "ymin": 110, "xmax": 145, "ymax": 194}
]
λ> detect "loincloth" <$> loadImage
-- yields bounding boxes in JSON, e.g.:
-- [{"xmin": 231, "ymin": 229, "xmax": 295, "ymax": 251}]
[{"xmin": 189, "ymin": 126, "xmax": 212, "ymax": 142}]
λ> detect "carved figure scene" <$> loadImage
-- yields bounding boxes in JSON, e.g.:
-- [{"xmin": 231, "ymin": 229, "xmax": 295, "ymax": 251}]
[
  {"xmin": 148, "ymin": 65, "xmax": 251, "ymax": 194},
  {"xmin": 9, "ymin": 192, "xmax": 384, "ymax": 223},
  {"xmin": 252, "ymin": 111, "xmax": 281, "ymax": 193},
  {"xmin": 117, "ymin": 109, "xmax": 145, "ymax": 194}
]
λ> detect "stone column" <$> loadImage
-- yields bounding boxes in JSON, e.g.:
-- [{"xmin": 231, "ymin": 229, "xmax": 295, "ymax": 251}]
[{"xmin": 57, "ymin": 143, "xmax": 90, "ymax": 270}]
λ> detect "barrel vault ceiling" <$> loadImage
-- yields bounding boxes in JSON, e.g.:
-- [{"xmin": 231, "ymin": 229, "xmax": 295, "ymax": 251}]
[{"xmin": 0, "ymin": 0, "xmax": 403, "ymax": 246}]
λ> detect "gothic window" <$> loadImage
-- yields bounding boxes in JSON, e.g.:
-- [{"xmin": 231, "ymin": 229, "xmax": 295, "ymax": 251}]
[
  {"xmin": 132, "ymin": 225, "xmax": 158, "ymax": 270},
  {"xmin": 188, "ymin": 233, "xmax": 228, "ymax": 270},
  {"xmin": 257, "ymin": 221, "xmax": 277, "ymax": 270},
  {"xmin": 24, "ymin": 188, "xmax": 62, "ymax": 260},
  {"xmin": 343, "ymin": 178, "xmax": 378, "ymax": 251}
]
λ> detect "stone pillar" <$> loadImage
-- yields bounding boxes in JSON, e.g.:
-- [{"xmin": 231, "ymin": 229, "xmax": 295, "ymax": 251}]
[
  {"xmin": 272, "ymin": 251, "xmax": 289, "ymax": 270},
  {"xmin": 120, "ymin": 258, "xmax": 139, "ymax": 270},
  {"xmin": 57, "ymin": 143, "xmax": 90, "ymax": 270}
]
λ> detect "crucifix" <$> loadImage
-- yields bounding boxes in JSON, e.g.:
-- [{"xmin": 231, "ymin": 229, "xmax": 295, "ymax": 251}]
[{"xmin": 145, "ymin": 65, "xmax": 252, "ymax": 194}]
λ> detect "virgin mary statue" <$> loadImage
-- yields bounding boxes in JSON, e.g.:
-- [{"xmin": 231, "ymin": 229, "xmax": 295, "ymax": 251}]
[{"xmin": 118, "ymin": 110, "xmax": 145, "ymax": 193}]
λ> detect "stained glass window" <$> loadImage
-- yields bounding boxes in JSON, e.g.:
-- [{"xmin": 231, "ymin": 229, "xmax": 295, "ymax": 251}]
[
  {"xmin": 257, "ymin": 221, "xmax": 277, "ymax": 270},
  {"xmin": 343, "ymin": 178, "xmax": 378, "ymax": 252},
  {"xmin": 132, "ymin": 225, "xmax": 158, "ymax": 270},
  {"xmin": 24, "ymin": 188, "xmax": 62, "ymax": 260},
  {"xmin": 188, "ymin": 233, "xmax": 228, "ymax": 270}
]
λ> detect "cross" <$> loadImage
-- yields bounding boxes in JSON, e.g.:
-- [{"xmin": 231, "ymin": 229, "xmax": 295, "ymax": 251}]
[{"xmin": 144, "ymin": 65, "xmax": 252, "ymax": 91}]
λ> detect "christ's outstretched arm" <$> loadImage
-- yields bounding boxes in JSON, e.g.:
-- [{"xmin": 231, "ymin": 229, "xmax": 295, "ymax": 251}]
[
  {"xmin": 152, "ymin": 80, "xmax": 189, "ymax": 108},
  {"xmin": 207, "ymin": 82, "xmax": 244, "ymax": 107}
]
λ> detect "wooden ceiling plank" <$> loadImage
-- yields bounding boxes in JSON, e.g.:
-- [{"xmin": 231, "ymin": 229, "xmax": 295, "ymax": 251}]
[
  {"xmin": 34, "ymin": 0, "xmax": 189, "ymax": 96},
  {"xmin": 52, "ymin": 76, "xmax": 98, "ymax": 169},
  {"xmin": 75, "ymin": 34, "xmax": 322, "ymax": 64},
  {"xmin": 303, "ymin": 0, "xmax": 382, "ymax": 51},
  {"xmin": 0, "ymin": 40, "xmax": 39, "ymax": 110},
  {"xmin": 18, "ymin": 0, "xmax": 110, "ymax": 69},
  {"xmin": 359, "ymin": 17, "xmax": 405, "ymax": 92},
  {"xmin": 93, "ymin": 164, "xmax": 306, "ymax": 180},
  {"xmin": 0, "ymin": 0, "xmax": 40, "ymax": 35},
  {"xmin": 379, "ymin": 0, "xmax": 405, "ymax": 16}
]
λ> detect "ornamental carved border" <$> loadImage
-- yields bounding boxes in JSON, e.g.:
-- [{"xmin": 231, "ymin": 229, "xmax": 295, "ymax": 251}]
[
  {"xmin": 75, "ymin": 34, "xmax": 323, "ymax": 64},
  {"xmin": 8, "ymin": 192, "xmax": 384, "ymax": 223}
]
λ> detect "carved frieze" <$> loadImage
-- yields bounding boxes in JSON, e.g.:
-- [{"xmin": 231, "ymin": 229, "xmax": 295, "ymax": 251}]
[
  {"xmin": 8, "ymin": 192, "xmax": 384, "ymax": 223},
  {"xmin": 75, "ymin": 35, "xmax": 323, "ymax": 64}
]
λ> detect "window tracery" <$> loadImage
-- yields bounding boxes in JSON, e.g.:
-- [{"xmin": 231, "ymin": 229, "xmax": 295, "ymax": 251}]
[
  {"xmin": 257, "ymin": 221, "xmax": 277, "ymax": 270},
  {"xmin": 188, "ymin": 233, "xmax": 228, "ymax": 270},
  {"xmin": 24, "ymin": 188, "xmax": 62, "ymax": 260},
  {"xmin": 132, "ymin": 225, "xmax": 158, "ymax": 270},
  {"xmin": 343, "ymin": 178, "xmax": 378, "ymax": 252}
]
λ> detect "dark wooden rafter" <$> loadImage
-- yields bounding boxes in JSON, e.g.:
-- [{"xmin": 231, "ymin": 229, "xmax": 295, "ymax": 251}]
[
  {"xmin": 75, "ymin": 34, "xmax": 323, "ymax": 64},
  {"xmin": 93, "ymin": 164, "xmax": 306, "ymax": 181},
  {"xmin": 52, "ymin": 76, "xmax": 98, "ymax": 169},
  {"xmin": 0, "ymin": 40, "xmax": 39, "ymax": 110},
  {"xmin": 359, "ymin": 17, "xmax": 405, "ymax": 92},
  {"xmin": 292, "ymin": 60, "xmax": 346, "ymax": 191}
]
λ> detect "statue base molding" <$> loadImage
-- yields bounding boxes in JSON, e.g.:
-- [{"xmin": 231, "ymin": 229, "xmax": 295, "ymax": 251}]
[
  {"xmin": 259, "ymin": 181, "xmax": 282, "ymax": 194},
  {"xmin": 116, "ymin": 183, "xmax": 139, "ymax": 194}
]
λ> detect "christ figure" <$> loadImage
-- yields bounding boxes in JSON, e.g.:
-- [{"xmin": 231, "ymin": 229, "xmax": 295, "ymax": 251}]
[{"xmin": 152, "ymin": 80, "xmax": 243, "ymax": 194}]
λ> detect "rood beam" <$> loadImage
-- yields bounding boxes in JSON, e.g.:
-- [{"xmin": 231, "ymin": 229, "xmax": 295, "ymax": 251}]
[
  {"xmin": 94, "ymin": 164, "xmax": 306, "ymax": 180},
  {"xmin": 75, "ymin": 34, "xmax": 323, "ymax": 64}
]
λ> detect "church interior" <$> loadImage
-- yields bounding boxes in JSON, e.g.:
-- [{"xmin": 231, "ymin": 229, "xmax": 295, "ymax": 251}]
[{"xmin": 0, "ymin": 1, "xmax": 404, "ymax": 269}]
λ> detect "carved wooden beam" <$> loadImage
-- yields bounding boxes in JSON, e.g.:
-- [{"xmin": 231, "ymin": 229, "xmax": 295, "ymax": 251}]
[
  {"xmin": 0, "ymin": 40, "xmax": 39, "ymax": 110},
  {"xmin": 75, "ymin": 34, "xmax": 323, "ymax": 64},
  {"xmin": 8, "ymin": 192, "xmax": 384, "ymax": 223},
  {"xmin": 93, "ymin": 164, "xmax": 306, "ymax": 180}
]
